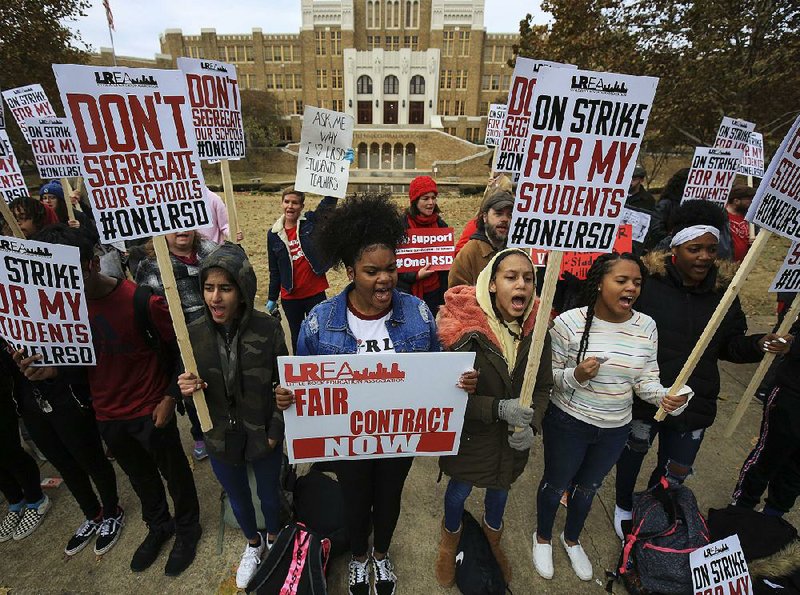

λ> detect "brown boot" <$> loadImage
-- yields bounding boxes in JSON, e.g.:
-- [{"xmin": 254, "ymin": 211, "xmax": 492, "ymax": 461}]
[
  {"xmin": 482, "ymin": 517, "xmax": 512, "ymax": 584},
  {"xmin": 435, "ymin": 520, "xmax": 461, "ymax": 587}
]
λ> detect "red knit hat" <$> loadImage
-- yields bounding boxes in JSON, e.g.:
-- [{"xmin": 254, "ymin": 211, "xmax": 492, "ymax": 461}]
[{"xmin": 409, "ymin": 176, "xmax": 437, "ymax": 203}]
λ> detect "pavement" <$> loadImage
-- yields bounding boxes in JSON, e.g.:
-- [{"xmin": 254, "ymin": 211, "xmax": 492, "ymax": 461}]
[{"xmin": 1, "ymin": 316, "xmax": 796, "ymax": 594}]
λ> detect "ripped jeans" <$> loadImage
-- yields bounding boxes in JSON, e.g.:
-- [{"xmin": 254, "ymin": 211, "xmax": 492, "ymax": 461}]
[
  {"xmin": 614, "ymin": 418, "xmax": 706, "ymax": 511},
  {"xmin": 536, "ymin": 405, "xmax": 630, "ymax": 543}
]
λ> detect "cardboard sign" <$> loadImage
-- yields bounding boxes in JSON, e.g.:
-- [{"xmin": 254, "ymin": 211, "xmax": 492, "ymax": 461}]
[
  {"xmin": 739, "ymin": 132, "xmax": 765, "ymax": 178},
  {"xmin": 714, "ymin": 117, "xmax": 756, "ymax": 152},
  {"xmin": 0, "ymin": 131, "xmax": 30, "ymax": 204},
  {"xmin": 176, "ymin": 57, "xmax": 245, "ymax": 161},
  {"xmin": 770, "ymin": 242, "xmax": 800, "ymax": 292},
  {"xmin": 52, "ymin": 64, "xmax": 209, "ymax": 244},
  {"xmin": 746, "ymin": 115, "xmax": 800, "ymax": 242},
  {"xmin": 691, "ymin": 535, "xmax": 751, "ymax": 595},
  {"xmin": 682, "ymin": 147, "xmax": 744, "ymax": 205},
  {"xmin": 493, "ymin": 58, "xmax": 576, "ymax": 174},
  {"xmin": 509, "ymin": 68, "xmax": 658, "ymax": 252},
  {"xmin": 0, "ymin": 237, "xmax": 95, "ymax": 366},
  {"xmin": 396, "ymin": 227, "xmax": 455, "ymax": 273},
  {"xmin": 485, "ymin": 103, "xmax": 507, "ymax": 147},
  {"xmin": 295, "ymin": 106, "xmax": 354, "ymax": 198},
  {"xmin": 279, "ymin": 352, "xmax": 473, "ymax": 463},
  {"xmin": 529, "ymin": 224, "xmax": 632, "ymax": 277},
  {"xmin": 620, "ymin": 207, "xmax": 651, "ymax": 243},
  {"xmin": 25, "ymin": 118, "xmax": 81, "ymax": 179},
  {"xmin": 1, "ymin": 84, "xmax": 56, "ymax": 142}
]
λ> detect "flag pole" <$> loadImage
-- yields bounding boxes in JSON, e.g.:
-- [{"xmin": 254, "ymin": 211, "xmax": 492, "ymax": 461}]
[{"xmin": 103, "ymin": 0, "xmax": 117, "ymax": 66}]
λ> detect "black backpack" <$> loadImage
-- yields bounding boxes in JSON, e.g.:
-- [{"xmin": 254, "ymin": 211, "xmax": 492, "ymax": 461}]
[
  {"xmin": 292, "ymin": 467, "xmax": 349, "ymax": 558},
  {"xmin": 455, "ymin": 511, "xmax": 508, "ymax": 595}
]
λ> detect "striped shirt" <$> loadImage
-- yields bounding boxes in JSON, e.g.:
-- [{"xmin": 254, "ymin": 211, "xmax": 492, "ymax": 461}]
[{"xmin": 549, "ymin": 307, "xmax": 667, "ymax": 428}]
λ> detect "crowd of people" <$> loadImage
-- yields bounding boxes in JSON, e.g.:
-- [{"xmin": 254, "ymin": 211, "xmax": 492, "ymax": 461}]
[{"xmin": 1, "ymin": 168, "xmax": 797, "ymax": 594}]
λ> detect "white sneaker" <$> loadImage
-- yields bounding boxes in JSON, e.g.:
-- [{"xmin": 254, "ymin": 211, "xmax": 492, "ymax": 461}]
[
  {"xmin": 532, "ymin": 536, "xmax": 554, "ymax": 579},
  {"xmin": 560, "ymin": 533, "xmax": 593, "ymax": 581},
  {"xmin": 348, "ymin": 556, "xmax": 371, "ymax": 595},
  {"xmin": 236, "ymin": 534, "xmax": 266, "ymax": 589},
  {"xmin": 614, "ymin": 505, "xmax": 632, "ymax": 540}
]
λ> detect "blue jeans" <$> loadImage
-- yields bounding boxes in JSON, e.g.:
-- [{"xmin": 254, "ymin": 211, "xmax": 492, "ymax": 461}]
[
  {"xmin": 537, "ymin": 405, "xmax": 629, "ymax": 542},
  {"xmin": 443, "ymin": 478, "xmax": 508, "ymax": 533},
  {"xmin": 614, "ymin": 418, "xmax": 706, "ymax": 511},
  {"xmin": 210, "ymin": 446, "xmax": 283, "ymax": 539}
]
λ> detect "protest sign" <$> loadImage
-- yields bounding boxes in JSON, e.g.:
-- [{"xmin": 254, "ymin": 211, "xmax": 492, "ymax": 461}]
[
  {"xmin": 530, "ymin": 224, "xmax": 633, "ymax": 276},
  {"xmin": 682, "ymin": 147, "xmax": 743, "ymax": 205},
  {"xmin": 691, "ymin": 535, "xmax": 751, "ymax": 595},
  {"xmin": 485, "ymin": 103, "xmax": 507, "ymax": 148},
  {"xmin": 295, "ymin": 106, "xmax": 354, "ymax": 198},
  {"xmin": 714, "ymin": 117, "xmax": 756, "ymax": 152},
  {"xmin": 52, "ymin": 64, "xmax": 209, "ymax": 244},
  {"xmin": 769, "ymin": 242, "xmax": 800, "ymax": 292},
  {"xmin": 493, "ymin": 58, "xmax": 576, "ymax": 174},
  {"xmin": 25, "ymin": 118, "xmax": 81, "ymax": 179},
  {"xmin": 740, "ymin": 132, "xmax": 765, "ymax": 178},
  {"xmin": 396, "ymin": 228, "xmax": 455, "ymax": 273},
  {"xmin": 1, "ymin": 85, "xmax": 56, "ymax": 142},
  {"xmin": 620, "ymin": 207, "xmax": 652, "ymax": 243},
  {"xmin": 279, "ymin": 352, "xmax": 473, "ymax": 463},
  {"xmin": 0, "ymin": 237, "xmax": 95, "ymax": 366},
  {"xmin": 0, "ymin": 131, "xmax": 30, "ymax": 204}
]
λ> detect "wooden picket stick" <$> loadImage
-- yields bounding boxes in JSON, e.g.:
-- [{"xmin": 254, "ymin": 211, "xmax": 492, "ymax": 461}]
[
  {"xmin": 73, "ymin": 177, "xmax": 84, "ymax": 212},
  {"xmin": 517, "ymin": 250, "xmax": 564, "ymax": 430},
  {"xmin": 152, "ymin": 234, "xmax": 213, "ymax": 431},
  {"xmin": 654, "ymin": 230, "xmax": 773, "ymax": 421},
  {"xmin": 220, "ymin": 160, "xmax": 242, "ymax": 244},
  {"xmin": 0, "ymin": 200, "xmax": 25, "ymax": 238},
  {"xmin": 724, "ymin": 296, "xmax": 800, "ymax": 437},
  {"xmin": 59, "ymin": 178, "xmax": 77, "ymax": 222}
]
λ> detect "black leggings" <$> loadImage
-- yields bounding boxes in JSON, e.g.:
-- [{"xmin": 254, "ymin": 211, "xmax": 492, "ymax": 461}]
[
  {"xmin": 282, "ymin": 292, "xmax": 327, "ymax": 353},
  {"xmin": 0, "ymin": 381, "xmax": 43, "ymax": 506}
]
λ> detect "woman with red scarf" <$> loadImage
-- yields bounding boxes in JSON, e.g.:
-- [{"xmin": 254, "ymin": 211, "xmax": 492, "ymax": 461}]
[{"xmin": 397, "ymin": 176, "xmax": 450, "ymax": 316}]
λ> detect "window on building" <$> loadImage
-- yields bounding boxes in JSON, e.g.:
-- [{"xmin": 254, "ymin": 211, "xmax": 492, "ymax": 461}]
[
  {"xmin": 384, "ymin": 75, "xmax": 399, "ymax": 94},
  {"xmin": 409, "ymin": 75, "xmax": 425, "ymax": 94},
  {"xmin": 317, "ymin": 69, "xmax": 328, "ymax": 89},
  {"xmin": 366, "ymin": 0, "xmax": 381, "ymax": 28},
  {"xmin": 483, "ymin": 45, "xmax": 493, "ymax": 62},
  {"xmin": 438, "ymin": 99, "xmax": 449, "ymax": 115},
  {"xmin": 458, "ymin": 31, "xmax": 470, "ymax": 56},
  {"xmin": 482, "ymin": 74, "xmax": 500, "ymax": 90},
  {"xmin": 315, "ymin": 31, "xmax": 326, "ymax": 56},
  {"xmin": 404, "ymin": 0, "xmax": 419, "ymax": 27},
  {"xmin": 455, "ymin": 70, "xmax": 468, "ymax": 89},
  {"xmin": 274, "ymin": 73, "xmax": 284, "ymax": 89},
  {"xmin": 444, "ymin": 127, "xmax": 457, "ymax": 136},
  {"xmin": 480, "ymin": 102, "xmax": 490, "ymax": 117},
  {"xmin": 442, "ymin": 31, "xmax": 455, "ymax": 57},
  {"xmin": 386, "ymin": 0, "xmax": 400, "ymax": 27},
  {"xmin": 266, "ymin": 73, "xmax": 284, "ymax": 90},
  {"xmin": 386, "ymin": 35, "xmax": 400, "ymax": 50},
  {"xmin": 331, "ymin": 31, "xmax": 342, "ymax": 55},
  {"xmin": 466, "ymin": 127, "xmax": 480, "ymax": 143},
  {"xmin": 187, "ymin": 46, "xmax": 204, "ymax": 59},
  {"xmin": 331, "ymin": 70, "xmax": 343, "ymax": 90},
  {"xmin": 294, "ymin": 100, "xmax": 304, "ymax": 115},
  {"xmin": 367, "ymin": 35, "xmax": 381, "ymax": 50},
  {"xmin": 332, "ymin": 99, "xmax": 343, "ymax": 112},
  {"xmin": 502, "ymin": 74, "xmax": 510, "ymax": 90},
  {"xmin": 454, "ymin": 100, "xmax": 465, "ymax": 115},
  {"xmin": 440, "ymin": 69, "xmax": 452, "ymax": 89},
  {"xmin": 279, "ymin": 127, "xmax": 293, "ymax": 142},
  {"xmin": 404, "ymin": 35, "xmax": 418, "ymax": 50},
  {"xmin": 357, "ymin": 75, "xmax": 373, "ymax": 94}
]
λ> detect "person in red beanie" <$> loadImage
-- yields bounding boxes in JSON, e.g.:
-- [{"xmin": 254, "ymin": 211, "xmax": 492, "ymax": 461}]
[{"xmin": 398, "ymin": 176, "xmax": 451, "ymax": 315}]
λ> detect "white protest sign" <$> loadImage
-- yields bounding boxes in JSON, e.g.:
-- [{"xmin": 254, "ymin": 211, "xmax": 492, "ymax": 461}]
[
  {"xmin": 746, "ymin": 115, "xmax": 800, "ymax": 242},
  {"xmin": 25, "ymin": 118, "xmax": 81, "ymax": 179},
  {"xmin": 295, "ymin": 106, "xmax": 354, "ymax": 198},
  {"xmin": 0, "ymin": 237, "xmax": 95, "ymax": 366},
  {"xmin": 714, "ymin": 117, "xmax": 756, "ymax": 152},
  {"xmin": 52, "ymin": 64, "xmax": 209, "ymax": 244},
  {"xmin": 508, "ymin": 68, "xmax": 658, "ymax": 252},
  {"xmin": 739, "ymin": 132, "xmax": 765, "ymax": 178},
  {"xmin": 0, "ymin": 131, "xmax": 30, "ymax": 204},
  {"xmin": 278, "ymin": 352, "xmax": 473, "ymax": 463},
  {"xmin": 176, "ymin": 57, "xmax": 245, "ymax": 161},
  {"xmin": 620, "ymin": 207, "xmax": 652, "ymax": 243},
  {"xmin": 682, "ymin": 147, "xmax": 744, "ymax": 205},
  {"xmin": 691, "ymin": 535, "xmax": 751, "ymax": 595},
  {"xmin": 769, "ymin": 242, "xmax": 800, "ymax": 292},
  {"xmin": 1, "ymin": 85, "xmax": 56, "ymax": 142},
  {"xmin": 493, "ymin": 58, "xmax": 577, "ymax": 174},
  {"xmin": 485, "ymin": 103, "xmax": 507, "ymax": 147}
]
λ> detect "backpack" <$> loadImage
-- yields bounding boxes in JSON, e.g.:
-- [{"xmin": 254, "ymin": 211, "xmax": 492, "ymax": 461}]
[
  {"xmin": 246, "ymin": 522, "xmax": 330, "ymax": 595},
  {"xmin": 292, "ymin": 467, "xmax": 349, "ymax": 558},
  {"xmin": 455, "ymin": 511, "xmax": 508, "ymax": 595},
  {"xmin": 617, "ymin": 479, "xmax": 710, "ymax": 594}
]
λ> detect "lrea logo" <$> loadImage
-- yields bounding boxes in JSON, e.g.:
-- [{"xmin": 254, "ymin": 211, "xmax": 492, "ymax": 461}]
[
  {"xmin": 284, "ymin": 360, "xmax": 406, "ymax": 383},
  {"xmin": 570, "ymin": 75, "xmax": 629, "ymax": 95},
  {"xmin": 200, "ymin": 62, "xmax": 228, "ymax": 73},
  {"xmin": 94, "ymin": 71, "xmax": 158, "ymax": 87}
]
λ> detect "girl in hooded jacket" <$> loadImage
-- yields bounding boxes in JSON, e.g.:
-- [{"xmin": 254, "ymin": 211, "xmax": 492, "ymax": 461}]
[{"xmin": 434, "ymin": 248, "xmax": 553, "ymax": 587}]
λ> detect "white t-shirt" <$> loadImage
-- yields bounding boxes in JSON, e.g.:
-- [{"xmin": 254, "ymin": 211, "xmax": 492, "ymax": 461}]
[{"xmin": 347, "ymin": 303, "xmax": 395, "ymax": 354}]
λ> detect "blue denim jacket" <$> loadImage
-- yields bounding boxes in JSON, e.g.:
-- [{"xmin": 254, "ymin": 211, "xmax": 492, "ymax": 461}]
[{"xmin": 296, "ymin": 285, "xmax": 441, "ymax": 355}]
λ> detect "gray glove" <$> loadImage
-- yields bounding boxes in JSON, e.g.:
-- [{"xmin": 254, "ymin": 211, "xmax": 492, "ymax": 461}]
[
  {"xmin": 497, "ymin": 399, "xmax": 534, "ymax": 427},
  {"xmin": 508, "ymin": 426, "xmax": 535, "ymax": 451}
]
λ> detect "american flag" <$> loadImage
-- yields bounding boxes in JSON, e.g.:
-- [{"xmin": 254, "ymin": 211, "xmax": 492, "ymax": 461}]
[{"xmin": 103, "ymin": 0, "xmax": 115, "ymax": 31}]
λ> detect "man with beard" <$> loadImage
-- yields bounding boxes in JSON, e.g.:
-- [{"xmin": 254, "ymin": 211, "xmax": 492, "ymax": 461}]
[
  {"xmin": 726, "ymin": 185, "xmax": 755, "ymax": 263},
  {"xmin": 449, "ymin": 190, "xmax": 512, "ymax": 288}
]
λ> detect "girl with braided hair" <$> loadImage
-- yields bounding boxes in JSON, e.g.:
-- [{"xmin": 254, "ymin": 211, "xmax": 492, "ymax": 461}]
[{"xmin": 533, "ymin": 252, "xmax": 692, "ymax": 582}]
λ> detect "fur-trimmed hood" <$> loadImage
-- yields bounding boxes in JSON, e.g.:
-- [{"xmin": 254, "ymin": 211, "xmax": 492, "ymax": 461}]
[{"xmin": 641, "ymin": 250, "xmax": 738, "ymax": 293}]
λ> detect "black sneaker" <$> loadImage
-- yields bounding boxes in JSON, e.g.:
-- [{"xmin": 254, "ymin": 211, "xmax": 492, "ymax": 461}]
[
  {"xmin": 65, "ymin": 517, "xmax": 101, "ymax": 555},
  {"xmin": 95, "ymin": 507, "xmax": 125, "ymax": 555},
  {"xmin": 372, "ymin": 553, "xmax": 397, "ymax": 595},
  {"xmin": 348, "ymin": 556, "xmax": 371, "ymax": 595},
  {"xmin": 164, "ymin": 526, "xmax": 202, "ymax": 577},
  {"xmin": 130, "ymin": 523, "xmax": 175, "ymax": 572}
]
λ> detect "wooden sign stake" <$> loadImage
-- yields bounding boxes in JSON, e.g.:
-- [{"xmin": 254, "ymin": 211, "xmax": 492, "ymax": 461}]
[
  {"xmin": 220, "ymin": 160, "xmax": 242, "ymax": 244},
  {"xmin": 60, "ymin": 177, "xmax": 77, "ymax": 222},
  {"xmin": 153, "ymin": 234, "xmax": 213, "ymax": 431},
  {"xmin": 0, "ymin": 200, "xmax": 25, "ymax": 238}
]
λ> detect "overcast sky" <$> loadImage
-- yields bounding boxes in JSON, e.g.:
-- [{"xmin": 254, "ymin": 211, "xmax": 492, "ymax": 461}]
[{"xmin": 66, "ymin": 0, "xmax": 548, "ymax": 58}]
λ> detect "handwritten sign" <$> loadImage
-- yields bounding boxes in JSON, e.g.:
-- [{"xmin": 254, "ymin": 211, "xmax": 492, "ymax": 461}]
[
  {"xmin": 279, "ymin": 353, "xmax": 473, "ymax": 463},
  {"xmin": 621, "ymin": 207, "xmax": 652, "ymax": 243},
  {"xmin": 0, "ymin": 131, "xmax": 29, "ymax": 204},
  {"xmin": 739, "ymin": 132, "xmax": 765, "ymax": 178},
  {"xmin": 1, "ymin": 85, "xmax": 56, "ymax": 142},
  {"xmin": 396, "ymin": 228, "xmax": 455, "ymax": 273},
  {"xmin": 53, "ymin": 64, "xmax": 209, "ymax": 244},
  {"xmin": 691, "ymin": 535, "xmax": 751, "ymax": 595},
  {"xmin": 714, "ymin": 117, "xmax": 756, "ymax": 152},
  {"xmin": 177, "ymin": 57, "xmax": 244, "ymax": 161},
  {"xmin": 485, "ymin": 103, "xmax": 507, "ymax": 148},
  {"xmin": 770, "ymin": 242, "xmax": 800, "ymax": 292},
  {"xmin": 0, "ymin": 237, "xmax": 95, "ymax": 366},
  {"xmin": 682, "ymin": 147, "xmax": 743, "ymax": 205},
  {"xmin": 509, "ymin": 68, "xmax": 658, "ymax": 252},
  {"xmin": 25, "ymin": 118, "xmax": 81, "ymax": 179},
  {"xmin": 295, "ymin": 106, "xmax": 354, "ymax": 198}
]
